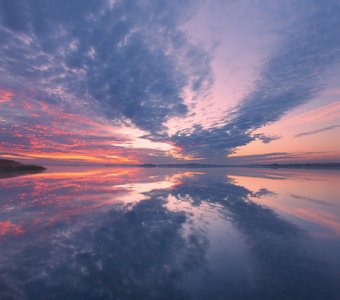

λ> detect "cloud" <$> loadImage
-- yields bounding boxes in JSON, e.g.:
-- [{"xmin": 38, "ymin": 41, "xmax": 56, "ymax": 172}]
[
  {"xmin": 0, "ymin": 0, "xmax": 212, "ymax": 134},
  {"xmin": 252, "ymin": 188, "xmax": 277, "ymax": 198},
  {"xmin": 295, "ymin": 124, "xmax": 340, "ymax": 138},
  {"xmin": 168, "ymin": 172, "xmax": 338, "ymax": 299},
  {"xmin": 171, "ymin": 0, "xmax": 340, "ymax": 161},
  {"xmin": 254, "ymin": 134, "xmax": 281, "ymax": 144},
  {"xmin": 225, "ymin": 151, "xmax": 331, "ymax": 164},
  {"xmin": 1, "ymin": 0, "xmax": 339, "ymax": 163}
]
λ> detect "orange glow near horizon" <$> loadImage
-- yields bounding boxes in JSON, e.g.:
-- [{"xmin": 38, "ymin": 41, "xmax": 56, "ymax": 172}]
[
  {"xmin": 13, "ymin": 152, "xmax": 138, "ymax": 164},
  {"xmin": 231, "ymin": 100, "xmax": 340, "ymax": 162},
  {"xmin": 0, "ymin": 88, "xmax": 178, "ymax": 164},
  {"xmin": 1, "ymin": 85, "xmax": 339, "ymax": 164}
]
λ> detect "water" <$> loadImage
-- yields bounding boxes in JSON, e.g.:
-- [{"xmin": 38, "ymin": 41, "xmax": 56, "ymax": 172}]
[{"xmin": 0, "ymin": 167, "xmax": 339, "ymax": 300}]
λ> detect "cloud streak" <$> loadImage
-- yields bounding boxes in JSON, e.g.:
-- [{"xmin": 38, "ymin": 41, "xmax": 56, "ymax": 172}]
[
  {"xmin": 295, "ymin": 125, "xmax": 340, "ymax": 138},
  {"xmin": 171, "ymin": 0, "xmax": 340, "ymax": 161}
]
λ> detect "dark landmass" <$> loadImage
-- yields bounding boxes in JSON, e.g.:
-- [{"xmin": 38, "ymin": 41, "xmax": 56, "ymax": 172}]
[
  {"xmin": 154, "ymin": 163, "xmax": 229, "ymax": 168},
  {"xmin": 18, "ymin": 161, "xmax": 340, "ymax": 170},
  {"xmin": 0, "ymin": 159, "xmax": 46, "ymax": 177},
  {"xmin": 138, "ymin": 163, "xmax": 156, "ymax": 168},
  {"xmin": 245, "ymin": 163, "xmax": 340, "ymax": 169},
  {"xmin": 134, "ymin": 163, "xmax": 340, "ymax": 169},
  {"xmin": 137, "ymin": 163, "xmax": 229, "ymax": 168}
]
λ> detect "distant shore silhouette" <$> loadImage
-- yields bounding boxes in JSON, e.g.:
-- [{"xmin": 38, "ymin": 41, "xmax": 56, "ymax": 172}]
[
  {"xmin": 116, "ymin": 162, "xmax": 340, "ymax": 169},
  {"xmin": 0, "ymin": 159, "xmax": 46, "ymax": 178}
]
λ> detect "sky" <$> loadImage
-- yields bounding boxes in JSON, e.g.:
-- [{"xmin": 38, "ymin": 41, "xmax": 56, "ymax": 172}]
[{"xmin": 0, "ymin": 0, "xmax": 340, "ymax": 165}]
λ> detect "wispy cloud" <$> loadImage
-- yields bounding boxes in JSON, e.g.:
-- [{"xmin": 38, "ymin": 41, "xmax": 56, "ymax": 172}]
[
  {"xmin": 226, "ymin": 151, "xmax": 332, "ymax": 164},
  {"xmin": 295, "ymin": 125, "xmax": 340, "ymax": 138},
  {"xmin": 254, "ymin": 134, "xmax": 281, "ymax": 144},
  {"xmin": 171, "ymin": 0, "xmax": 340, "ymax": 161}
]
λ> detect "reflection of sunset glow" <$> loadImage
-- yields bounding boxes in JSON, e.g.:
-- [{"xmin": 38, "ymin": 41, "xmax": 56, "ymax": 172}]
[
  {"xmin": 229, "ymin": 170, "xmax": 340, "ymax": 235},
  {"xmin": 28, "ymin": 169, "xmax": 120, "ymax": 179},
  {"xmin": 281, "ymin": 207, "xmax": 340, "ymax": 235},
  {"xmin": 0, "ymin": 167, "xmax": 143, "ymax": 237},
  {"xmin": 0, "ymin": 167, "xmax": 194, "ymax": 238},
  {"xmin": 1, "ymin": 165, "xmax": 340, "ymax": 300},
  {"xmin": 169, "ymin": 171, "xmax": 205, "ymax": 187}
]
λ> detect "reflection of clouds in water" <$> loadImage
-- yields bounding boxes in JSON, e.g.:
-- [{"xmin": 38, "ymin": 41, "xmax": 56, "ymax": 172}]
[
  {"xmin": 0, "ymin": 170, "xmax": 339, "ymax": 299},
  {"xmin": 169, "ymin": 173, "xmax": 339, "ymax": 299},
  {"xmin": 0, "ymin": 180, "xmax": 208, "ymax": 299},
  {"xmin": 290, "ymin": 193, "xmax": 333, "ymax": 206},
  {"xmin": 252, "ymin": 188, "xmax": 277, "ymax": 198}
]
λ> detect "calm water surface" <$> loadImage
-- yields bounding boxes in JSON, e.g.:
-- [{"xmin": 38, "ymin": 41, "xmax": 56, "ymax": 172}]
[{"xmin": 0, "ymin": 167, "xmax": 339, "ymax": 299}]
